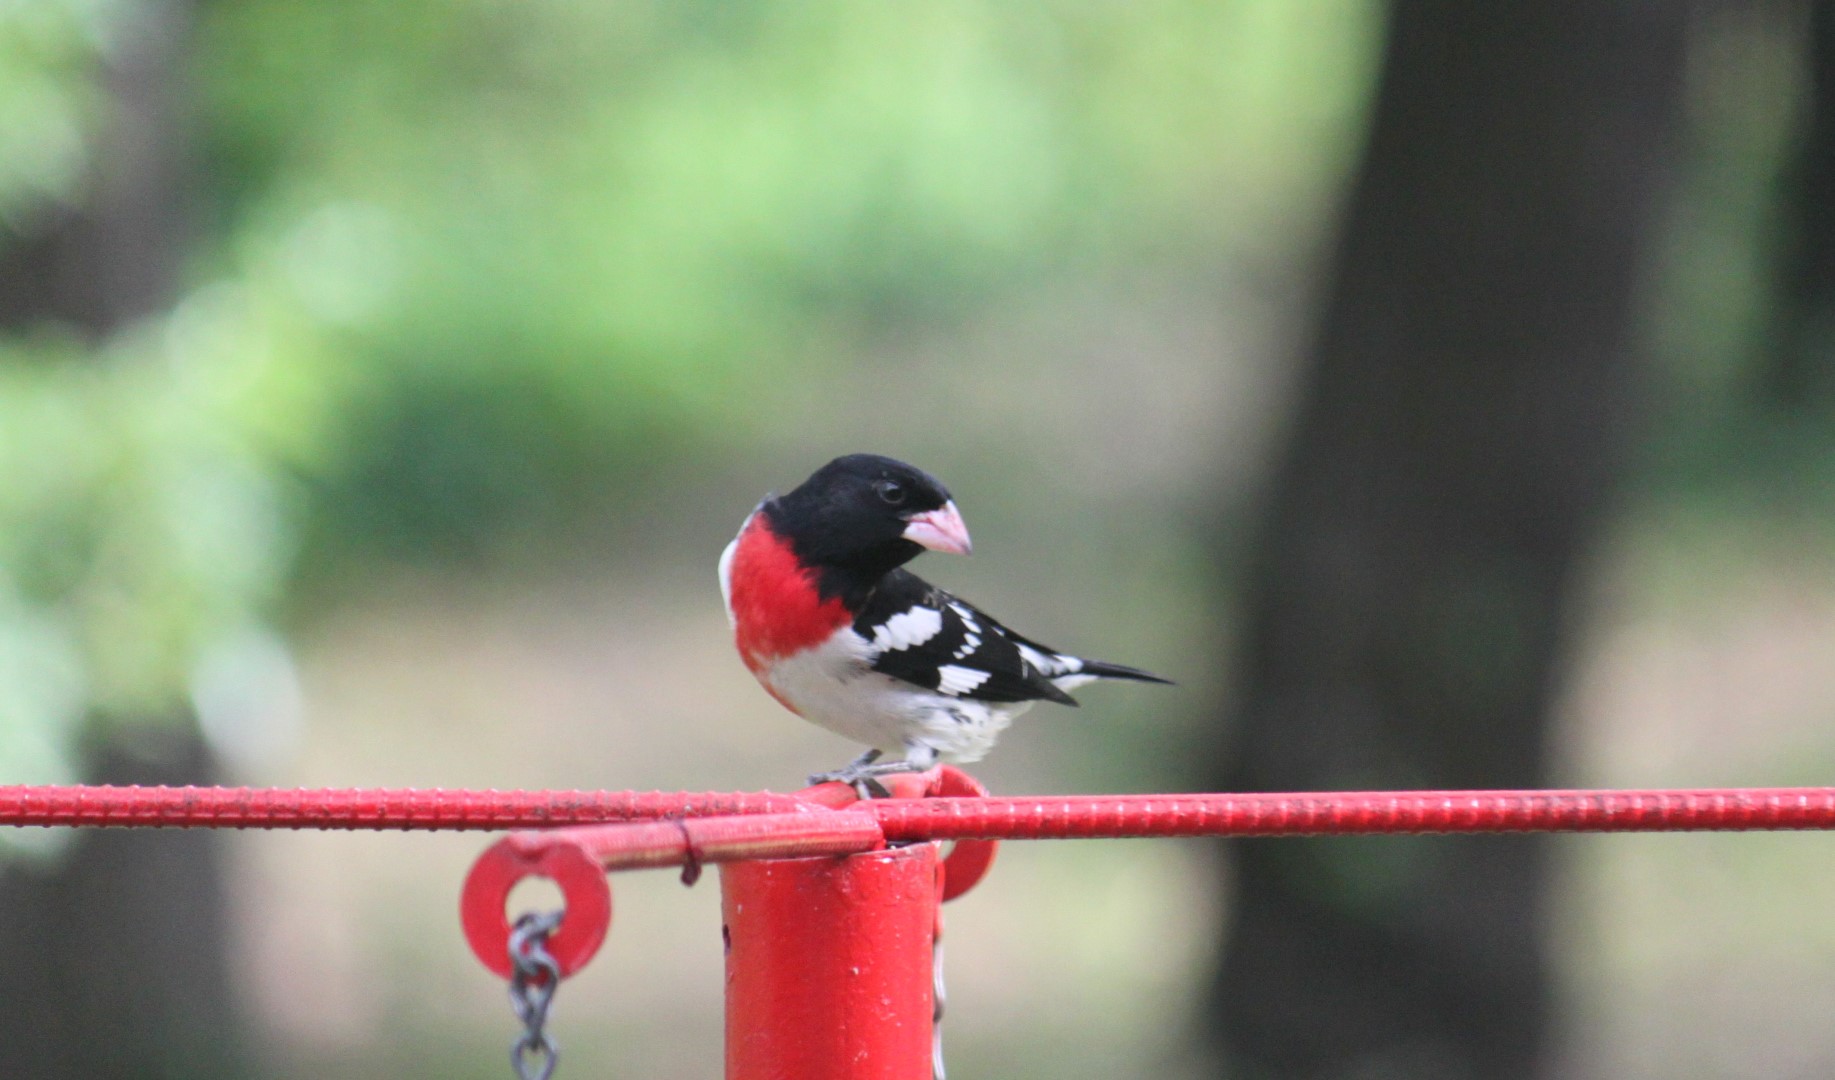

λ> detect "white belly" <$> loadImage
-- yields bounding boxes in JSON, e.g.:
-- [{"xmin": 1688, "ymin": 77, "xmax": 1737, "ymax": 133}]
[{"xmin": 759, "ymin": 630, "xmax": 1030, "ymax": 764}]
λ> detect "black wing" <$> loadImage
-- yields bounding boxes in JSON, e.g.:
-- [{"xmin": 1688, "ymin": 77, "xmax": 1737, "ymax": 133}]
[{"xmin": 852, "ymin": 570, "xmax": 1078, "ymax": 705}]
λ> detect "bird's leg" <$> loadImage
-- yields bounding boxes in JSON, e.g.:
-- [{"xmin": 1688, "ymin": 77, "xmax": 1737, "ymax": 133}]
[
  {"xmin": 807, "ymin": 748, "xmax": 885, "ymax": 792},
  {"xmin": 807, "ymin": 747, "xmax": 944, "ymax": 800},
  {"xmin": 839, "ymin": 744, "xmax": 941, "ymax": 799}
]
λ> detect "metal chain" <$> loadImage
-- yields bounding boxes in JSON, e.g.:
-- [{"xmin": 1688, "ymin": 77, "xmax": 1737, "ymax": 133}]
[
  {"xmin": 507, "ymin": 910, "xmax": 565, "ymax": 1080},
  {"xmin": 932, "ymin": 922, "xmax": 947, "ymax": 1080}
]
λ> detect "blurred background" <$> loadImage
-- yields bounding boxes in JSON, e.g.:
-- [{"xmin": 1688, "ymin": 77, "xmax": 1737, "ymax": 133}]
[{"xmin": 3, "ymin": 1, "xmax": 1835, "ymax": 1077}]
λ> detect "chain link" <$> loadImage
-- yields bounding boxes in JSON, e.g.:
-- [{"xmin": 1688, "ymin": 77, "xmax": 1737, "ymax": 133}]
[
  {"xmin": 932, "ymin": 921, "xmax": 947, "ymax": 1080},
  {"xmin": 508, "ymin": 910, "xmax": 565, "ymax": 1080}
]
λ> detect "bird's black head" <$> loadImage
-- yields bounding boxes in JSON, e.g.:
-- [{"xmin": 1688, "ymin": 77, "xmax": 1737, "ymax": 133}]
[{"xmin": 766, "ymin": 454, "xmax": 972, "ymax": 587}]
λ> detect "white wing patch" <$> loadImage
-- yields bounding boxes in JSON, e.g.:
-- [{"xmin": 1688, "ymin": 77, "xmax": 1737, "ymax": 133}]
[
  {"xmin": 1015, "ymin": 641, "xmax": 1081, "ymax": 677},
  {"xmin": 936, "ymin": 664, "xmax": 992, "ymax": 696},
  {"xmin": 870, "ymin": 607, "xmax": 944, "ymax": 652},
  {"xmin": 947, "ymin": 602, "xmax": 982, "ymax": 659}
]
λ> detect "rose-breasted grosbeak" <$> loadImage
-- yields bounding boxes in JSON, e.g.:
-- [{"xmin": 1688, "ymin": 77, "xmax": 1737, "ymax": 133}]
[{"xmin": 721, "ymin": 453, "xmax": 1170, "ymax": 794}]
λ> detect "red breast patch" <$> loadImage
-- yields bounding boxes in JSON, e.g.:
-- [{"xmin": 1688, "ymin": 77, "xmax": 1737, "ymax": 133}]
[{"xmin": 728, "ymin": 515, "xmax": 851, "ymax": 674}]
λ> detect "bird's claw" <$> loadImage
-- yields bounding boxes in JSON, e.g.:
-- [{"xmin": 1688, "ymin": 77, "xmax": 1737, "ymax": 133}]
[
  {"xmin": 807, "ymin": 750, "xmax": 913, "ymax": 800},
  {"xmin": 804, "ymin": 767, "xmax": 895, "ymax": 800}
]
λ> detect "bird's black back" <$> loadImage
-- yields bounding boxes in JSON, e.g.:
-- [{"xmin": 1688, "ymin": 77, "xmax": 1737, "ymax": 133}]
[{"xmin": 853, "ymin": 569, "xmax": 1083, "ymax": 705}]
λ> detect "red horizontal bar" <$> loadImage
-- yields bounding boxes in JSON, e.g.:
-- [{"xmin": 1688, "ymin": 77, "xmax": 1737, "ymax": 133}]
[
  {"xmin": 502, "ymin": 812, "xmax": 886, "ymax": 872},
  {"xmin": 867, "ymin": 787, "xmax": 1835, "ymax": 839},
  {"xmin": 0, "ymin": 784, "xmax": 806, "ymax": 830},
  {"xmin": 5, "ymin": 783, "xmax": 1835, "ymax": 837}
]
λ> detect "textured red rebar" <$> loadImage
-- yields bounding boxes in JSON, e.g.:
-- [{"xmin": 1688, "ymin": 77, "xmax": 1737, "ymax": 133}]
[
  {"xmin": 0, "ymin": 784, "xmax": 808, "ymax": 830},
  {"xmin": 867, "ymin": 787, "xmax": 1835, "ymax": 839},
  {"xmin": 6, "ymin": 783, "xmax": 1835, "ymax": 837}
]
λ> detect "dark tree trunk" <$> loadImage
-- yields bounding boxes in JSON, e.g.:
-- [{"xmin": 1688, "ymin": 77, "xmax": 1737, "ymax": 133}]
[
  {"xmin": 1765, "ymin": 0, "xmax": 1835, "ymax": 408},
  {"xmin": 0, "ymin": 2, "xmax": 248, "ymax": 1076},
  {"xmin": 1204, "ymin": 4, "xmax": 1688, "ymax": 1079},
  {"xmin": 0, "ymin": 733, "xmax": 244, "ymax": 1079},
  {"xmin": 0, "ymin": 1, "xmax": 191, "ymax": 330}
]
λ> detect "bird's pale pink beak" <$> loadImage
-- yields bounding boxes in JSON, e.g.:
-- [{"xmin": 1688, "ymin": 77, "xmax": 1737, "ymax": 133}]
[{"xmin": 902, "ymin": 500, "xmax": 973, "ymax": 556}]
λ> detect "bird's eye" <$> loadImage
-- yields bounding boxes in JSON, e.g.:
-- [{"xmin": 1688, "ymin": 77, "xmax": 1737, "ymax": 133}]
[{"xmin": 874, "ymin": 479, "xmax": 907, "ymax": 506}]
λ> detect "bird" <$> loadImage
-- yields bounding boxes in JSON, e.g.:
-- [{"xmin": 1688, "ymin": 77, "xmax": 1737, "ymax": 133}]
[{"xmin": 720, "ymin": 453, "xmax": 1170, "ymax": 795}]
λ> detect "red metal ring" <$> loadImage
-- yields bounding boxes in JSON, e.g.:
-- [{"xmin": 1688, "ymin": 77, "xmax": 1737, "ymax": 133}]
[
  {"xmin": 793, "ymin": 766, "xmax": 998, "ymax": 900},
  {"xmin": 928, "ymin": 767, "xmax": 998, "ymax": 902},
  {"xmin": 460, "ymin": 835, "xmax": 613, "ymax": 979}
]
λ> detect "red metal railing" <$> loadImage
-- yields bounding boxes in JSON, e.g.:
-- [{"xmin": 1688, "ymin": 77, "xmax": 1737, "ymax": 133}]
[
  {"xmin": 10, "ymin": 779, "xmax": 1834, "ymax": 835},
  {"xmin": 8, "ymin": 774, "xmax": 1835, "ymax": 1079}
]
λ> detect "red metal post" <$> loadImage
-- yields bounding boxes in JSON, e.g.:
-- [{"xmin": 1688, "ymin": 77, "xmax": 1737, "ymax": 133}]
[{"xmin": 722, "ymin": 843, "xmax": 942, "ymax": 1080}]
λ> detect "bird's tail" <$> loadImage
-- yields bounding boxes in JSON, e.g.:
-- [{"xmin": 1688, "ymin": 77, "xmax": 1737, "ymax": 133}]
[{"xmin": 1075, "ymin": 659, "xmax": 1173, "ymax": 685}]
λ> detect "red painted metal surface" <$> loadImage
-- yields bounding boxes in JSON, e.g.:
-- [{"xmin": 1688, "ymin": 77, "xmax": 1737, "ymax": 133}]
[
  {"xmin": 864, "ymin": 786, "xmax": 1835, "ymax": 840},
  {"xmin": 457, "ymin": 781, "xmax": 1835, "ymax": 988},
  {"xmin": 462, "ymin": 829, "xmax": 613, "ymax": 979},
  {"xmin": 0, "ymin": 784, "xmax": 804, "ymax": 830},
  {"xmin": 454, "ymin": 772, "xmax": 998, "ymax": 978},
  {"xmin": 9, "ymin": 781, "xmax": 1835, "ymax": 837},
  {"xmin": 460, "ymin": 811, "xmax": 889, "ymax": 976},
  {"xmin": 13, "ymin": 774, "xmax": 1835, "ymax": 1079},
  {"xmin": 501, "ymin": 812, "xmax": 887, "ymax": 872},
  {"xmin": 722, "ymin": 842, "xmax": 941, "ymax": 1080},
  {"xmin": 923, "ymin": 767, "xmax": 999, "ymax": 901},
  {"xmin": 798, "ymin": 768, "xmax": 999, "ymax": 900}
]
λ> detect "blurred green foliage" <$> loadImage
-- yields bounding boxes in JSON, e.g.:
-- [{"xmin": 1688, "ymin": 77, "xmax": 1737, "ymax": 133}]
[
  {"xmin": 0, "ymin": 0, "xmax": 98, "ymax": 228},
  {"xmin": 0, "ymin": 0, "xmax": 1379, "ymax": 785},
  {"xmin": 193, "ymin": 0, "xmax": 1376, "ymax": 560},
  {"xmin": 0, "ymin": 292, "xmax": 310, "ymax": 789}
]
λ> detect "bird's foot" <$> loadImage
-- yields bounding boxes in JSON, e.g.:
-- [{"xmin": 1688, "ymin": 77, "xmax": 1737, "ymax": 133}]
[
  {"xmin": 807, "ymin": 749, "xmax": 926, "ymax": 800},
  {"xmin": 807, "ymin": 748, "xmax": 883, "ymax": 789}
]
